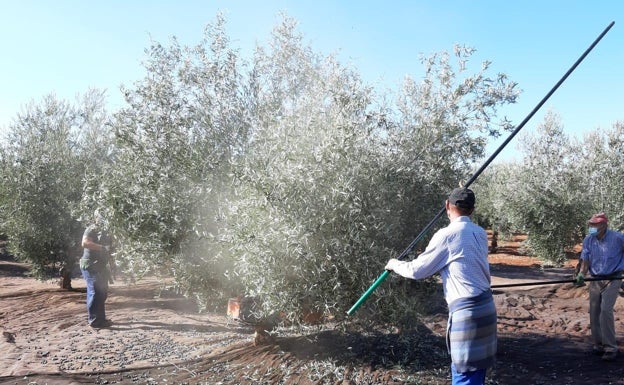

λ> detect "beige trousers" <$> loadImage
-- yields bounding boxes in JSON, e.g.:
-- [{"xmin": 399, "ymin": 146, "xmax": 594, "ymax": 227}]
[{"xmin": 589, "ymin": 278, "xmax": 621, "ymax": 352}]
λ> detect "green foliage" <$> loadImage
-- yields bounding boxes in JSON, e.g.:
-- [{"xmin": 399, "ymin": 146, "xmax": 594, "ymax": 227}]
[
  {"xmin": 218, "ymin": 16, "xmax": 519, "ymax": 324},
  {"xmin": 578, "ymin": 122, "xmax": 624, "ymax": 230},
  {"xmin": 83, "ymin": 14, "xmax": 251, "ymax": 305},
  {"xmin": 220, "ymin": 17, "xmax": 382, "ymax": 320},
  {"xmin": 476, "ymin": 111, "xmax": 589, "ymax": 264},
  {"xmin": 0, "ymin": 91, "xmax": 108, "ymax": 277},
  {"xmin": 472, "ymin": 162, "xmax": 518, "ymax": 236},
  {"xmin": 476, "ymin": 117, "xmax": 624, "ymax": 267}
]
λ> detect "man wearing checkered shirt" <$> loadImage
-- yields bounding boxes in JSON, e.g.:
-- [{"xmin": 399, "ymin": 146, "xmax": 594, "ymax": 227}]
[{"xmin": 385, "ymin": 188, "xmax": 496, "ymax": 385}]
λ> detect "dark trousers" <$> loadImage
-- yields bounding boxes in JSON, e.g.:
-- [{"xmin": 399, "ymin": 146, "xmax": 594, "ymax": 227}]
[{"xmin": 81, "ymin": 267, "xmax": 108, "ymax": 325}]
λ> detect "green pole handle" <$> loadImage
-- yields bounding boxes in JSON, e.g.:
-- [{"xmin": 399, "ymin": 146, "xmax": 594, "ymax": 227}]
[
  {"xmin": 346, "ymin": 270, "xmax": 390, "ymax": 316},
  {"xmin": 346, "ymin": 208, "xmax": 446, "ymax": 316}
]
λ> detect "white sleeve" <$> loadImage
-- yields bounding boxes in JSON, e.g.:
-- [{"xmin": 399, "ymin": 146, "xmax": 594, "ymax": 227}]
[{"xmin": 390, "ymin": 230, "xmax": 449, "ymax": 280}]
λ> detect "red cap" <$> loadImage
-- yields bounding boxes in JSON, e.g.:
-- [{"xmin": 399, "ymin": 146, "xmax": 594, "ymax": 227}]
[{"xmin": 588, "ymin": 212, "xmax": 608, "ymax": 224}]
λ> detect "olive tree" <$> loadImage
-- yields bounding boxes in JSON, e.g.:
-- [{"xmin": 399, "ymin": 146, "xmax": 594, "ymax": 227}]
[
  {"xmin": 385, "ymin": 46, "xmax": 518, "ymax": 241},
  {"xmin": 499, "ymin": 111, "xmax": 587, "ymax": 264},
  {"xmin": 578, "ymin": 121, "xmax": 624, "ymax": 230},
  {"xmin": 73, "ymin": 13, "xmax": 518, "ymax": 323},
  {"xmin": 87, "ymin": 14, "xmax": 252, "ymax": 305},
  {"xmin": 219, "ymin": 17, "xmax": 519, "ymax": 324},
  {"xmin": 472, "ymin": 162, "xmax": 521, "ymax": 236},
  {"xmin": 0, "ymin": 91, "xmax": 109, "ymax": 279}
]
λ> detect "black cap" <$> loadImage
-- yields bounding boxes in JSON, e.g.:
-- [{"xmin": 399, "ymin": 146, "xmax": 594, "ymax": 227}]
[{"xmin": 448, "ymin": 188, "xmax": 475, "ymax": 209}]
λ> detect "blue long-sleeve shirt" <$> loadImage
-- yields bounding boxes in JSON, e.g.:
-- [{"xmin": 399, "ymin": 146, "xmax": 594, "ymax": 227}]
[{"xmin": 580, "ymin": 229, "xmax": 624, "ymax": 276}]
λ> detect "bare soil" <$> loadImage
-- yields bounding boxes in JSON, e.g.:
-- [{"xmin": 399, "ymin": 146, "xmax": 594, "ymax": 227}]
[{"xmin": 2, "ymin": 234, "xmax": 624, "ymax": 385}]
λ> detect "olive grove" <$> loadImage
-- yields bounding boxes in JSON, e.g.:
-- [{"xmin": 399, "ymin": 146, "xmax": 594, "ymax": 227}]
[
  {"xmin": 5, "ymin": 13, "xmax": 623, "ymax": 325},
  {"xmin": 474, "ymin": 111, "xmax": 588, "ymax": 264},
  {"xmin": 474, "ymin": 113, "xmax": 624, "ymax": 265},
  {"xmin": 95, "ymin": 15, "xmax": 518, "ymax": 322}
]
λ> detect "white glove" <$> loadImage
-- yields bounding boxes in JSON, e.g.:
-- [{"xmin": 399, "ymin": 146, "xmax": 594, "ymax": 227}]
[
  {"xmin": 102, "ymin": 245, "xmax": 110, "ymax": 252},
  {"xmin": 385, "ymin": 258, "xmax": 401, "ymax": 272}
]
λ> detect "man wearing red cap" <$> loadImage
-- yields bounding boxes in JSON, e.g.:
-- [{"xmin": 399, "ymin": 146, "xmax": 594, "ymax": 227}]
[{"xmin": 576, "ymin": 212, "xmax": 624, "ymax": 361}]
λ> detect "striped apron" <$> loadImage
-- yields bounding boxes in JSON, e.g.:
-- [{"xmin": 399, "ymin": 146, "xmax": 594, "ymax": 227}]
[{"xmin": 447, "ymin": 290, "xmax": 497, "ymax": 372}]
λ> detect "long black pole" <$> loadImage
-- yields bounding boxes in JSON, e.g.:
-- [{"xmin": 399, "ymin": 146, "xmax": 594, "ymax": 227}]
[
  {"xmin": 347, "ymin": 21, "xmax": 615, "ymax": 316},
  {"xmin": 492, "ymin": 276, "xmax": 622, "ymax": 289}
]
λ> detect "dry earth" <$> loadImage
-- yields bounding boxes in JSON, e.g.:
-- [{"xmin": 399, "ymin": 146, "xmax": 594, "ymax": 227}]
[{"xmin": 2, "ymin": 235, "xmax": 624, "ymax": 385}]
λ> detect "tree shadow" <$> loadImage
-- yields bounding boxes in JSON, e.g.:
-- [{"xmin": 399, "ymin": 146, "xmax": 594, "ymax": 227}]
[
  {"xmin": 490, "ymin": 263, "xmax": 573, "ymax": 281},
  {"xmin": 110, "ymin": 296, "xmax": 199, "ymax": 314},
  {"xmin": 0, "ymin": 261, "xmax": 29, "ymax": 277},
  {"xmin": 107, "ymin": 320, "xmax": 235, "ymax": 334},
  {"xmin": 265, "ymin": 327, "xmax": 621, "ymax": 384},
  {"xmin": 493, "ymin": 332, "xmax": 624, "ymax": 384},
  {"xmin": 0, "ymin": 251, "xmax": 30, "ymax": 277},
  {"xmin": 274, "ymin": 322, "xmax": 449, "ymax": 371}
]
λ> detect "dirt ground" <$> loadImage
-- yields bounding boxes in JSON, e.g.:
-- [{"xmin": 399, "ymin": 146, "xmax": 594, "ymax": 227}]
[{"xmin": 2, "ymin": 235, "xmax": 624, "ymax": 385}]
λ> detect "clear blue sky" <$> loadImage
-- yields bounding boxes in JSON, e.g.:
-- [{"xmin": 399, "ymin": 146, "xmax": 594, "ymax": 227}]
[{"xmin": 1, "ymin": 1, "xmax": 622, "ymax": 160}]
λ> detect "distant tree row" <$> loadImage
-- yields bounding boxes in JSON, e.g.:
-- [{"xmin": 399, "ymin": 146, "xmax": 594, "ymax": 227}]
[
  {"xmin": 474, "ymin": 112, "xmax": 624, "ymax": 265},
  {"xmin": 0, "ymin": 13, "xmax": 620, "ymax": 326}
]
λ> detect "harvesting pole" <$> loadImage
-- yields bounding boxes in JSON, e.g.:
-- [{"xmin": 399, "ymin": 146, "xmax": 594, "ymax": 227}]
[
  {"xmin": 492, "ymin": 276, "xmax": 623, "ymax": 289},
  {"xmin": 347, "ymin": 21, "xmax": 615, "ymax": 316}
]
